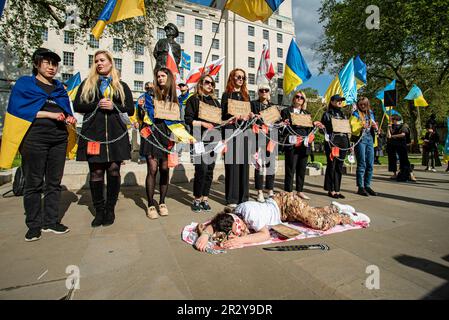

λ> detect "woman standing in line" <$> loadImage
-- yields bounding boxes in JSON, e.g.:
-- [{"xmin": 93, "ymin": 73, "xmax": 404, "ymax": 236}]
[
  {"xmin": 185, "ymin": 75, "xmax": 221, "ymax": 212},
  {"xmin": 74, "ymin": 50, "xmax": 134, "ymax": 227}
]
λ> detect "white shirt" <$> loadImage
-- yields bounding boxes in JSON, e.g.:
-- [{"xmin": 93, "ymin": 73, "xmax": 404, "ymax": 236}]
[{"xmin": 234, "ymin": 199, "xmax": 281, "ymax": 232}]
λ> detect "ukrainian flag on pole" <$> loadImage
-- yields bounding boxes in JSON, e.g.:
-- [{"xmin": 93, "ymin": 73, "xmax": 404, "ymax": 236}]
[
  {"xmin": 376, "ymin": 80, "xmax": 400, "ymax": 120},
  {"xmin": 404, "ymin": 84, "xmax": 428, "ymax": 107},
  {"xmin": 354, "ymin": 56, "xmax": 367, "ymax": 90},
  {"xmin": 225, "ymin": 0, "xmax": 285, "ymax": 22},
  {"xmin": 92, "ymin": 0, "xmax": 146, "ymax": 40},
  {"xmin": 283, "ymin": 38, "xmax": 312, "ymax": 95},
  {"xmin": 65, "ymin": 72, "xmax": 81, "ymax": 101},
  {"xmin": 324, "ymin": 58, "xmax": 357, "ymax": 105}
]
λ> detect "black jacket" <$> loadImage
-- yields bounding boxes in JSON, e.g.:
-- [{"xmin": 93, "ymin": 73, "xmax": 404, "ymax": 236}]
[
  {"xmin": 185, "ymin": 94, "xmax": 221, "ymax": 144},
  {"xmin": 221, "ymin": 91, "xmax": 249, "ymax": 139},
  {"xmin": 281, "ymin": 106, "xmax": 312, "ymax": 154},
  {"xmin": 74, "ymin": 80, "xmax": 134, "ymax": 163},
  {"xmin": 321, "ymin": 106, "xmax": 350, "ymax": 149}
]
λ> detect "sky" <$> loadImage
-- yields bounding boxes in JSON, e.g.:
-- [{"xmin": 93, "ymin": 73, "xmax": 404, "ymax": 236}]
[{"xmin": 185, "ymin": 0, "xmax": 333, "ymax": 95}]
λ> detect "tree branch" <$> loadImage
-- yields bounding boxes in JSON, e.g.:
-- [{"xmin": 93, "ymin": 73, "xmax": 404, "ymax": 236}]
[{"xmin": 33, "ymin": 0, "xmax": 65, "ymax": 29}]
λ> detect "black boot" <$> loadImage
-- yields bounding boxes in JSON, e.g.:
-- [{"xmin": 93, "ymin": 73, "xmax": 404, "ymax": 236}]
[
  {"xmin": 357, "ymin": 187, "xmax": 369, "ymax": 196},
  {"xmin": 103, "ymin": 175, "xmax": 120, "ymax": 226},
  {"xmin": 90, "ymin": 181, "xmax": 105, "ymax": 227}
]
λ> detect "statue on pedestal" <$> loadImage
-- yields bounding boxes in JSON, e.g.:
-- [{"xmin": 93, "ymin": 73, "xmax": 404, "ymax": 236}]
[{"xmin": 153, "ymin": 23, "xmax": 181, "ymax": 72}]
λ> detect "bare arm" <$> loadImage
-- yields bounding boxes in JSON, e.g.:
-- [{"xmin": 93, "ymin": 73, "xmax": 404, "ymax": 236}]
[
  {"xmin": 222, "ymin": 226, "xmax": 271, "ymax": 249},
  {"xmin": 194, "ymin": 224, "xmax": 215, "ymax": 252}
]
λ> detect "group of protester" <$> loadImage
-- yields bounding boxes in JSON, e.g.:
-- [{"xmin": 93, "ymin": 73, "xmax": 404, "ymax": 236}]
[{"xmin": 1, "ymin": 47, "xmax": 446, "ymax": 244}]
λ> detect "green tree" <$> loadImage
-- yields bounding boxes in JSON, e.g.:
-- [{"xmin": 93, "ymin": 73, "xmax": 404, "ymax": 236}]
[
  {"xmin": 318, "ymin": 0, "xmax": 449, "ymax": 149},
  {"xmin": 0, "ymin": 0, "xmax": 168, "ymax": 67},
  {"xmin": 301, "ymin": 87, "xmax": 319, "ymax": 99}
]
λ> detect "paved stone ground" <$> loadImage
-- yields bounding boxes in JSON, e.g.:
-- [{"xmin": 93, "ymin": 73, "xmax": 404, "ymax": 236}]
[{"xmin": 0, "ymin": 167, "xmax": 448, "ymax": 300}]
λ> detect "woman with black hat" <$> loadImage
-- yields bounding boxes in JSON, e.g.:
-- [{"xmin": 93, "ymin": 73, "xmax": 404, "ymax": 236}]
[
  {"xmin": 0, "ymin": 48, "xmax": 77, "ymax": 241},
  {"xmin": 321, "ymin": 95, "xmax": 350, "ymax": 199},
  {"xmin": 74, "ymin": 50, "xmax": 134, "ymax": 227}
]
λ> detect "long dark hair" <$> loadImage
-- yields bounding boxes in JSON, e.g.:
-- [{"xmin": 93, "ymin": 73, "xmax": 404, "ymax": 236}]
[{"xmin": 154, "ymin": 68, "xmax": 178, "ymax": 103}]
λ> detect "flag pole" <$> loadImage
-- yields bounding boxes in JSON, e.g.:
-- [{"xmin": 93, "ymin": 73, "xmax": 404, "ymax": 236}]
[{"xmin": 202, "ymin": 5, "xmax": 226, "ymax": 74}]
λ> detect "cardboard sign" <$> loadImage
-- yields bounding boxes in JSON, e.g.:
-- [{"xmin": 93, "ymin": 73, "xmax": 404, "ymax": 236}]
[
  {"xmin": 87, "ymin": 141, "xmax": 100, "ymax": 155},
  {"xmin": 259, "ymin": 106, "xmax": 281, "ymax": 125},
  {"xmin": 227, "ymin": 99, "xmax": 251, "ymax": 117},
  {"xmin": 154, "ymin": 99, "xmax": 181, "ymax": 121},
  {"xmin": 198, "ymin": 101, "xmax": 222, "ymax": 124},
  {"xmin": 331, "ymin": 118, "xmax": 351, "ymax": 134},
  {"xmin": 291, "ymin": 113, "xmax": 313, "ymax": 127},
  {"xmin": 272, "ymin": 224, "xmax": 301, "ymax": 239}
]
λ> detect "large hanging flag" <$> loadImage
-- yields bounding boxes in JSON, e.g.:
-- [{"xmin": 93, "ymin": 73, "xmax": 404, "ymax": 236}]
[
  {"xmin": 324, "ymin": 58, "xmax": 357, "ymax": 105},
  {"xmin": 65, "ymin": 72, "xmax": 81, "ymax": 101},
  {"xmin": 256, "ymin": 41, "xmax": 275, "ymax": 85},
  {"xmin": 185, "ymin": 56, "xmax": 225, "ymax": 88},
  {"xmin": 0, "ymin": 0, "xmax": 6, "ymax": 18},
  {"xmin": 404, "ymin": 84, "xmax": 428, "ymax": 107},
  {"xmin": 354, "ymin": 56, "xmax": 367, "ymax": 90},
  {"xmin": 181, "ymin": 51, "xmax": 191, "ymax": 71},
  {"xmin": 283, "ymin": 38, "xmax": 311, "ymax": 95},
  {"xmin": 92, "ymin": 0, "xmax": 146, "ymax": 40},
  {"xmin": 224, "ymin": 0, "xmax": 285, "ymax": 22}
]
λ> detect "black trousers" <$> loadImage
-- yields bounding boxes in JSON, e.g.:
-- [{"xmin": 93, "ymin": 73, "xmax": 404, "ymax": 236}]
[
  {"xmin": 224, "ymin": 134, "xmax": 249, "ymax": 205},
  {"xmin": 20, "ymin": 136, "xmax": 67, "ymax": 230},
  {"xmin": 324, "ymin": 144, "xmax": 347, "ymax": 192},
  {"xmin": 284, "ymin": 147, "xmax": 308, "ymax": 192},
  {"xmin": 193, "ymin": 154, "xmax": 216, "ymax": 198},
  {"xmin": 255, "ymin": 166, "xmax": 275, "ymax": 190},
  {"xmin": 387, "ymin": 142, "xmax": 410, "ymax": 173}
]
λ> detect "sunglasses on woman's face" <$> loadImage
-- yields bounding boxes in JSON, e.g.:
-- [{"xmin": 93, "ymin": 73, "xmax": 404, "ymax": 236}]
[
  {"xmin": 259, "ymin": 89, "xmax": 270, "ymax": 93},
  {"xmin": 234, "ymin": 75, "xmax": 246, "ymax": 81},
  {"xmin": 295, "ymin": 95, "xmax": 305, "ymax": 100},
  {"xmin": 203, "ymin": 79, "xmax": 215, "ymax": 87}
]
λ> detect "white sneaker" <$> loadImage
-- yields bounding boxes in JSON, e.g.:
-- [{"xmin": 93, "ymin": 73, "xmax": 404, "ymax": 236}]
[
  {"xmin": 257, "ymin": 193, "xmax": 266, "ymax": 203},
  {"xmin": 431, "ymin": 168, "xmax": 437, "ymax": 172},
  {"xmin": 228, "ymin": 203, "xmax": 238, "ymax": 209}
]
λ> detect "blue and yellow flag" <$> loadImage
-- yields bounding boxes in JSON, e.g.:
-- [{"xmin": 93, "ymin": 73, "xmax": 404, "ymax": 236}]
[
  {"xmin": 376, "ymin": 80, "xmax": 399, "ymax": 120},
  {"xmin": 283, "ymin": 38, "xmax": 311, "ymax": 95},
  {"xmin": 0, "ymin": 76, "xmax": 73, "ymax": 168},
  {"xmin": 65, "ymin": 72, "xmax": 81, "ymax": 101},
  {"xmin": 0, "ymin": 0, "xmax": 6, "ymax": 18},
  {"xmin": 404, "ymin": 84, "xmax": 428, "ymax": 107},
  {"xmin": 92, "ymin": 0, "xmax": 146, "ymax": 39},
  {"xmin": 324, "ymin": 58, "xmax": 357, "ymax": 105},
  {"xmin": 225, "ymin": 0, "xmax": 284, "ymax": 22},
  {"xmin": 354, "ymin": 56, "xmax": 367, "ymax": 90}
]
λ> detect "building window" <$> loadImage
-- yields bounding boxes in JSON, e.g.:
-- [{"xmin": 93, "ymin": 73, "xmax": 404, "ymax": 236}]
[
  {"xmin": 249, "ymin": 90, "xmax": 256, "ymax": 100},
  {"xmin": 88, "ymin": 55, "xmax": 94, "ymax": 68},
  {"xmin": 277, "ymin": 48, "xmax": 283, "ymax": 58},
  {"xmin": 195, "ymin": 19, "xmax": 203, "ymax": 30},
  {"xmin": 113, "ymin": 38, "xmax": 123, "ymax": 52},
  {"xmin": 212, "ymin": 54, "xmax": 219, "ymax": 61},
  {"xmin": 62, "ymin": 73, "xmax": 72, "ymax": 82},
  {"xmin": 194, "ymin": 52, "xmax": 202, "ymax": 63},
  {"xmin": 212, "ymin": 39, "xmax": 219, "ymax": 49},
  {"xmin": 64, "ymin": 31, "xmax": 75, "ymax": 45},
  {"xmin": 214, "ymin": 89, "xmax": 220, "ymax": 97},
  {"xmin": 263, "ymin": 29, "xmax": 269, "ymax": 40},
  {"xmin": 248, "ymin": 57, "xmax": 255, "ymax": 68},
  {"xmin": 177, "ymin": 32, "xmax": 184, "ymax": 44},
  {"xmin": 89, "ymin": 35, "xmax": 99, "ymax": 48},
  {"xmin": 277, "ymin": 63, "xmax": 283, "ymax": 74},
  {"xmin": 135, "ymin": 43, "xmax": 144, "ymax": 55},
  {"xmin": 248, "ymin": 26, "xmax": 255, "ymax": 36},
  {"xmin": 277, "ymin": 33, "xmax": 283, "ymax": 43},
  {"xmin": 114, "ymin": 58, "xmax": 122, "ymax": 71},
  {"xmin": 276, "ymin": 19, "xmax": 282, "ymax": 29},
  {"xmin": 277, "ymin": 78, "xmax": 284, "ymax": 89},
  {"xmin": 248, "ymin": 41, "xmax": 255, "ymax": 52},
  {"xmin": 41, "ymin": 28, "xmax": 48, "ymax": 41},
  {"xmin": 63, "ymin": 52, "xmax": 74, "ymax": 66},
  {"xmin": 134, "ymin": 81, "xmax": 144, "ymax": 92},
  {"xmin": 177, "ymin": 15, "xmax": 185, "ymax": 27},
  {"xmin": 135, "ymin": 61, "xmax": 144, "ymax": 75},
  {"xmin": 195, "ymin": 35, "xmax": 203, "ymax": 47},
  {"xmin": 212, "ymin": 23, "xmax": 219, "ymax": 33},
  {"xmin": 215, "ymin": 72, "xmax": 219, "ymax": 83},
  {"xmin": 157, "ymin": 28, "xmax": 165, "ymax": 40},
  {"xmin": 248, "ymin": 73, "xmax": 256, "ymax": 85}
]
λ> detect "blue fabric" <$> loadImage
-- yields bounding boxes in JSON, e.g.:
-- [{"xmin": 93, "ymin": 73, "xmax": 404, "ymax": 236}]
[
  {"xmin": 97, "ymin": 0, "xmax": 118, "ymax": 21},
  {"xmin": 355, "ymin": 134, "xmax": 374, "ymax": 188},
  {"xmin": 99, "ymin": 76, "xmax": 112, "ymax": 96},
  {"xmin": 354, "ymin": 56, "xmax": 367, "ymax": 84},
  {"xmin": 265, "ymin": 0, "xmax": 285, "ymax": 12},
  {"xmin": 7, "ymin": 75, "xmax": 72, "ymax": 122}
]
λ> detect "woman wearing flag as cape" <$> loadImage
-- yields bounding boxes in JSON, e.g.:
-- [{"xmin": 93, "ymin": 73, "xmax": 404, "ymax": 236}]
[
  {"xmin": 74, "ymin": 50, "xmax": 134, "ymax": 228},
  {"xmin": 0, "ymin": 48, "xmax": 77, "ymax": 241}
]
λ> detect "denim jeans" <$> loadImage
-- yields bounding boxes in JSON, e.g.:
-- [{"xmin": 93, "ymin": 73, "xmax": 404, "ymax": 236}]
[{"xmin": 355, "ymin": 133, "xmax": 374, "ymax": 188}]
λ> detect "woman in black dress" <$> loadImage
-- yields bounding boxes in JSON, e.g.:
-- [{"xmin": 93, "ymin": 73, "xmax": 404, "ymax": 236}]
[{"xmin": 74, "ymin": 50, "xmax": 134, "ymax": 227}]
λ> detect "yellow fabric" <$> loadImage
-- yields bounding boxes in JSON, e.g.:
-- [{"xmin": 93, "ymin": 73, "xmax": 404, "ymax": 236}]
[
  {"xmin": 66, "ymin": 124, "xmax": 78, "ymax": 160},
  {"xmin": 67, "ymin": 87, "xmax": 79, "ymax": 101},
  {"xmin": 349, "ymin": 115, "xmax": 378, "ymax": 148},
  {"xmin": 0, "ymin": 113, "xmax": 31, "ymax": 169},
  {"xmin": 414, "ymin": 95, "xmax": 428, "ymax": 107},
  {"xmin": 323, "ymin": 76, "xmax": 347, "ymax": 106},
  {"xmin": 356, "ymin": 78, "xmax": 365, "ymax": 90},
  {"xmin": 225, "ymin": 0, "xmax": 273, "ymax": 22},
  {"xmin": 92, "ymin": 21, "xmax": 107, "ymax": 40},
  {"xmin": 283, "ymin": 65, "xmax": 304, "ymax": 95},
  {"xmin": 167, "ymin": 123, "xmax": 196, "ymax": 144}
]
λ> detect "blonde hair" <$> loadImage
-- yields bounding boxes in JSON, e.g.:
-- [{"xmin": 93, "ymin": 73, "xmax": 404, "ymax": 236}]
[
  {"xmin": 195, "ymin": 74, "xmax": 217, "ymax": 100},
  {"xmin": 80, "ymin": 50, "xmax": 125, "ymax": 106},
  {"xmin": 291, "ymin": 90, "xmax": 307, "ymax": 109}
]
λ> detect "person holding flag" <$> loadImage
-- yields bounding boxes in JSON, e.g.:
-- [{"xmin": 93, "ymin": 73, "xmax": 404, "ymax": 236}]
[
  {"xmin": 0, "ymin": 48, "xmax": 77, "ymax": 241},
  {"xmin": 74, "ymin": 50, "xmax": 134, "ymax": 228}
]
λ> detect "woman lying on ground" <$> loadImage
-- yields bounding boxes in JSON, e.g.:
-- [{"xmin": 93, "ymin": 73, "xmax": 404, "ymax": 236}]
[{"xmin": 194, "ymin": 192, "xmax": 369, "ymax": 252}]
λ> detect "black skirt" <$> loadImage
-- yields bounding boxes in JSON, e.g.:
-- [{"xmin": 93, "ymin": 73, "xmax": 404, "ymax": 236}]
[{"xmin": 141, "ymin": 121, "xmax": 171, "ymax": 159}]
